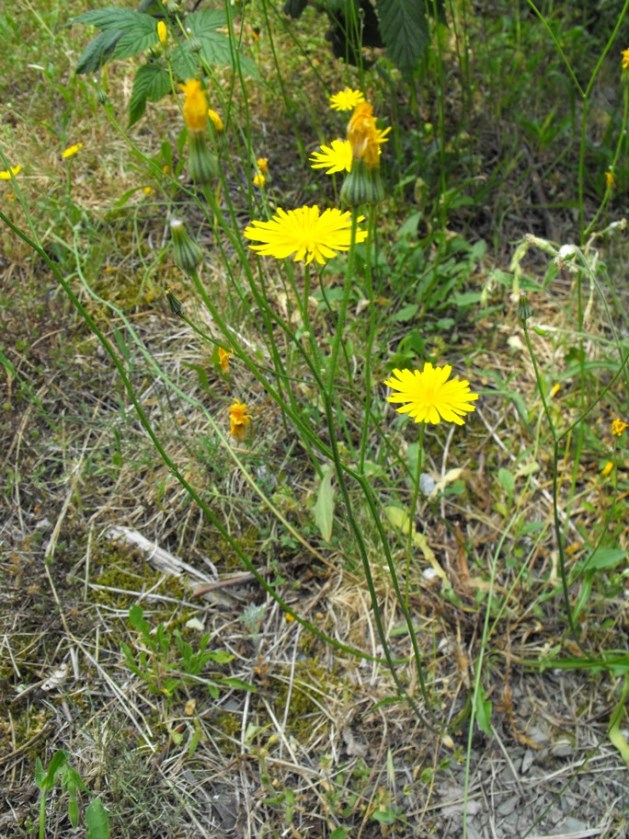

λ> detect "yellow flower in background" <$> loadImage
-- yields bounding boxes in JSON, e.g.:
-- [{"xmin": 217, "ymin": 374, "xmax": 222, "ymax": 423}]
[
  {"xmin": 180, "ymin": 79, "xmax": 208, "ymax": 133},
  {"xmin": 601, "ymin": 461, "xmax": 614, "ymax": 477},
  {"xmin": 310, "ymin": 139, "xmax": 353, "ymax": 174},
  {"xmin": 208, "ymin": 108, "xmax": 224, "ymax": 132},
  {"xmin": 0, "ymin": 165, "xmax": 22, "ymax": 180},
  {"xmin": 329, "ymin": 87, "xmax": 365, "ymax": 111},
  {"xmin": 622, "ymin": 47, "xmax": 629, "ymax": 70},
  {"xmin": 157, "ymin": 20, "xmax": 167, "ymax": 45},
  {"xmin": 384, "ymin": 363, "xmax": 479, "ymax": 426},
  {"xmin": 256, "ymin": 157, "xmax": 269, "ymax": 174},
  {"xmin": 229, "ymin": 400, "xmax": 252, "ymax": 440},
  {"xmin": 142, "ymin": 186, "xmax": 154, "ymax": 195},
  {"xmin": 61, "ymin": 143, "xmax": 83, "ymax": 160},
  {"xmin": 605, "ymin": 170, "xmax": 616, "ymax": 190},
  {"xmin": 347, "ymin": 102, "xmax": 390, "ymax": 168},
  {"xmin": 252, "ymin": 172, "xmax": 266, "ymax": 188},
  {"xmin": 218, "ymin": 347, "xmax": 231, "ymax": 373},
  {"xmin": 611, "ymin": 418, "xmax": 628, "ymax": 436},
  {"xmin": 244, "ymin": 205, "xmax": 367, "ymax": 265}
]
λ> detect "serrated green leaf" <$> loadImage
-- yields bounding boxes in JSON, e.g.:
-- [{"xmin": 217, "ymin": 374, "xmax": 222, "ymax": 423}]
[
  {"xmin": 73, "ymin": 8, "xmax": 149, "ymax": 32},
  {"xmin": 129, "ymin": 62, "xmax": 171, "ymax": 126},
  {"xmin": 375, "ymin": 0, "xmax": 428, "ymax": 77},
  {"xmin": 187, "ymin": 10, "xmax": 258, "ymax": 77},
  {"xmin": 75, "ymin": 29, "xmax": 122, "ymax": 74},
  {"xmin": 171, "ymin": 43, "xmax": 199, "ymax": 80},
  {"xmin": 313, "ymin": 466, "xmax": 335, "ymax": 542},
  {"xmin": 113, "ymin": 15, "xmax": 160, "ymax": 61},
  {"xmin": 86, "ymin": 797, "xmax": 110, "ymax": 839}
]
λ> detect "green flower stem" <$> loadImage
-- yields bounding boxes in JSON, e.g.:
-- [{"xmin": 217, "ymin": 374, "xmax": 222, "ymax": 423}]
[
  {"xmin": 521, "ymin": 318, "xmax": 577, "ymax": 637},
  {"xmin": 358, "ymin": 205, "xmax": 379, "ymax": 473},
  {"xmin": 326, "ymin": 211, "xmax": 359, "ymax": 396},
  {"xmin": 321, "ymin": 395, "xmax": 435, "ymax": 727},
  {"xmin": 1, "ymin": 209, "xmax": 394, "ymax": 666},
  {"xmin": 584, "ymin": 84, "xmax": 629, "ymax": 239},
  {"xmin": 405, "ymin": 423, "xmax": 426, "ymax": 609}
]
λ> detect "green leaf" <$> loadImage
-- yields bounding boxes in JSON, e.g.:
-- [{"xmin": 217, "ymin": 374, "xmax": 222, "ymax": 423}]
[
  {"xmin": 75, "ymin": 29, "xmax": 122, "ymax": 74},
  {"xmin": 170, "ymin": 43, "xmax": 200, "ymax": 81},
  {"xmin": 498, "ymin": 467, "xmax": 515, "ymax": 497},
  {"xmin": 73, "ymin": 9, "xmax": 158, "ymax": 63},
  {"xmin": 39, "ymin": 750, "xmax": 67, "ymax": 790},
  {"xmin": 389, "ymin": 303, "xmax": 418, "ymax": 322},
  {"xmin": 86, "ymin": 797, "xmax": 110, "ymax": 839},
  {"xmin": 375, "ymin": 0, "xmax": 428, "ymax": 77},
  {"xmin": 129, "ymin": 63, "xmax": 171, "ymax": 127},
  {"xmin": 313, "ymin": 466, "xmax": 335, "ymax": 542},
  {"xmin": 583, "ymin": 547, "xmax": 627, "ymax": 572},
  {"xmin": 73, "ymin": 8, "xmax": 148, "ymax": 30},
  {"xmin": 114, "ymin": 16, "xmax": 160, "ymax": 62},
  {"xmin": 475, "ymin": 686, "xmax": 493, "ymax": 735},
  {"xmin": 128, "ymin": 603, "xmax": 151, "ymax": 637},
  {"xmin": 187, "ymin": 10, "xmax": 258, "ymax": 77}
]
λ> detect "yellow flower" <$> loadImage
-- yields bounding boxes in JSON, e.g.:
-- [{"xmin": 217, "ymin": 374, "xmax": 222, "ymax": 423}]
[
  {"xmin": 256, "ymin": 157, "xmax": 269, "ymax": 174},
  {"xmin": 622, "ymin": 47, "xmax": 629, "ymax": 70},
  {"xmin": 549, "ymin": 383, "xmax": 561, "ymax": 398},
  {"xmin": 347, "ymin": 102, "xmax": 390, "ymax": 168},
  {"xmin": 310, "ymin": 139, "xmax": 353, "ymax": 174},
  {"xmin": 252, "ymin": 172, "xmax": 266, "ymax": 188},
  {"xmin": 244, "ymin": 205, "xmax": 367, "ymax": 265},
  {"xmin": 61, "ymin": 143, "xmax": 83, "ymax": 160},
  {"xmin": 143, "ymin": 186, "xmax": 154, "ymax": 195},
  {"xmin": 218, "ymin": 347, "xmax": 231, "ymax": 373},
  {"xmin": 179, "ymin": 79, "xmax": 208, "ymax": 134},
  {"xmin": 162, "ymin": 164, "xmax": 170, "ymax": 174},
  {"xmin": 157, "ymin": 20, "xmax": 167, "ymax": 45},
  {"xmin": 0, "ymin": 165, "xmax": 22, "ymax": 180},
  {"xmin": 601, "ymin": 460, "xmax": 614, "ymax": 477},
  {"xmin": 329, "ymin": 88, "xmax": 365, "ymax": 112},
  {"xmin": 605, "ymin": 170, "xmax": 616, "ymax": 190},
  {"xmin": 229, "ymin": 400, "xmax": 252, "ymax": 440},
  {"xmin": 384, "ymin": 363, "xmax": 479, "ymax": 426},
  {"xmin": 208, "ymin": 108, "xmax": 224, "ymax": 132},
  {"xmin": 611, "ymin": 418, "xmax": 628, "ymax": 436}
]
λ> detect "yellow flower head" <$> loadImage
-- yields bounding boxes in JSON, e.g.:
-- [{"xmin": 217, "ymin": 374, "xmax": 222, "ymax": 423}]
[
  {"xmin": 218, "ymin": 347, "xmax": 231, "ymax": 373},
  {"xmin": 601, "ymin": 460, "xmax": 614, "ymax": 477},
  {"xmin": 143, "ymin": 186, "xmax": 154, "ymax": 195},
  {"xmin": 605, "ymin": 170, "xmax": 616, "ymax": 190},
  {"xmin": 347, "ymin": 102, "xmax": 390, "ymax": 168},
  {"xmin": 244, "ymin": 205, "xmax": 367, "ymax": 265},
  {"xmin": 384, "ymin": 363, "xmax": 479, "ymax": 426},
  {"xmin": 229, "ymin": 399, "xmax": 252, "ymax": 440},
  {"xmin": 611, "ymin": 418, "xmax": 628, "ymax": 436},
  {"xmin": 252, "ymin": 172, "xmax": 266, "ymax": 188},
  {"xmin": 310, "ymin": 139, "xmax": 353, "ymax": 174},
  {"xmin": 256, "ymin": 157, "xmax": 269, "ymax": 174},
  {"xmin": 329, "ymin": 88, "xmax": 365, "ymax": 112},
  {"xmin": 0, "ymin": 165, "xmax": 22, "ymax": 180},
  {"xmin": 208, "ymin": 108, "xmax": 224, "ymax": 132},
  {"xmin": 179, "ymin": 79, "xmax": 208, "ymax": 134},
  {"xmin": 622, "ymin": 47, "xmax": 629, "ymax": 70},
  {"xmin": 157, "ymin": 20, "xmax": 168, "ymax": 45},
  {"xmin": 61, "ymin": 143, "xmax": 83, "ymax": 160}
]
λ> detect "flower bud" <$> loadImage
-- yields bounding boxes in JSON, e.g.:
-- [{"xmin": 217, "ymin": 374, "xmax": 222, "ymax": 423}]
[{"xmin": 170, "ymin": 218, "xmax": 202, "ymax": 274}]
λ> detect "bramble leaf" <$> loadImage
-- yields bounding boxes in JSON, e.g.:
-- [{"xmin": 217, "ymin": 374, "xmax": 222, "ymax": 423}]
[
  {"xmin": 375, "ymin": 0, "xmax": 428, "ymax": 77},
  {"xmin": 129, "ymin": 62, "xmax": 171, "ymax": 127}
]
